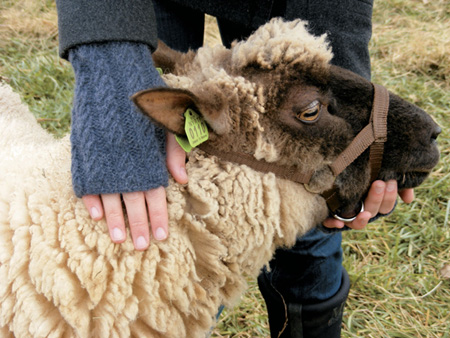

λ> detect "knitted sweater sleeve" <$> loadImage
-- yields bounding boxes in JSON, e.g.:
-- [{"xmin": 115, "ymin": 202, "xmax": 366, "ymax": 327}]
[{"xmin": 69, "ymin": 41, "xmax": 168, "ymax": 198}]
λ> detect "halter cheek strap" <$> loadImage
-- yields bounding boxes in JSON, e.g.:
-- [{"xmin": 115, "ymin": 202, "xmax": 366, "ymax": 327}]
[
  {"xmin": 322, "ymin": 83, "xmax": 389, "ymax": 220},
  {"xmin": 198, "ymin": 83, "xmax": 390, "ymax": 221}
]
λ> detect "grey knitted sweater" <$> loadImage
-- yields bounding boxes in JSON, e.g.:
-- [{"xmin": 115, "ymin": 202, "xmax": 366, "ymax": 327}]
[{"xmin": 69, "ymin": 42, "xmax": 168, "ymax": 197}]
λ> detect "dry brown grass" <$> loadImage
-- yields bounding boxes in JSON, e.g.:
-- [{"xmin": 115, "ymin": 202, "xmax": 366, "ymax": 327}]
[
  {"xmin": 0, "ymin": 0, "xmax": 57, "ymax": 41},
  {"xmin": 371, "ymin": 0, "xmax": 450, "ymax": 84}
]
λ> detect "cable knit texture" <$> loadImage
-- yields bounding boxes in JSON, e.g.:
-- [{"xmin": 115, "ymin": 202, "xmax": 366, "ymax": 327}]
[{"xmin": 69, "ymin": 41, "xmax": 168, "ymax": 197}]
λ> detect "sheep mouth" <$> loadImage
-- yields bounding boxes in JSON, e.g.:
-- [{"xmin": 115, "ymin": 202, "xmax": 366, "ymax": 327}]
[
  {"xmin": 382, "ymin": 148, "xmax": 439, "ymax": 190},
  {"xmin": 395, "ymin": 171, "xmax": 432, "ymax": 190}
]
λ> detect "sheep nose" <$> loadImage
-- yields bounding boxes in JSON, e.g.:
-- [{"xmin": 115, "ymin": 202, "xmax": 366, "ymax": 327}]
[
  {"xmin": 431, "ymin": 125, "xmax": 441, "ymax": 144},
  {"xmin": 432, "ymin": 126, "xmax": 441, "ymax": 140}
]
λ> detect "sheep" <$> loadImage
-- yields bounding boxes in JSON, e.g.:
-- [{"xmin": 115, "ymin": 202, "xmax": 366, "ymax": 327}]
[{"xmin": 0, "ymin": 18, "xmax": 440, "ymax": 338}]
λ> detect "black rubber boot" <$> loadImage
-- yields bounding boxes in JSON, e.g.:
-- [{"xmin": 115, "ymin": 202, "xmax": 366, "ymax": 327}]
[{"xmin": 258, "ymin": 269, "xmax": 350, "ymax": 338}]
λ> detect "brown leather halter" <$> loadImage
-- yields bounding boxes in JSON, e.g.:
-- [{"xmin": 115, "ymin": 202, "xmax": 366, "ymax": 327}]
[{"xmin": 198, "ymin": 83, "xmax": 389, "ymax": 221}]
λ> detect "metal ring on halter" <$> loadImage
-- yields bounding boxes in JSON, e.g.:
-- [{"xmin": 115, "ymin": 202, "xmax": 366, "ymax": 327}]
[{"xmin": 332, "ymin": 202, "xmax": 365, "ymax": 222}]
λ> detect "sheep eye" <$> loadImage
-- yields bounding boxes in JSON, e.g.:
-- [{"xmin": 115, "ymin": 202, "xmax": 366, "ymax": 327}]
[{"xmin": 295, "ymin": 100, "xmax": 322, "ymax": 124}]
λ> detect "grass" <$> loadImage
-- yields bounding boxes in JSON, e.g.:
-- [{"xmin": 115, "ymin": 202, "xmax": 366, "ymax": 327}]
[
  {"xmin": 0, "ymin": 0, "xmax": 73, "ymax": 137},
  {"xmin": 1, "ymin": 1, "xmax": 449, "ymax": 337},
  {"xmin": 341, "ymin": 1, "xmax": 450, "ymax": 337}
]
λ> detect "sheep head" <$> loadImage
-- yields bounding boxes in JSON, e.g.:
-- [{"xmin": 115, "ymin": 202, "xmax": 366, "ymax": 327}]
[{"xmin": 134, "ymin": 18, "xmax": 440, "ymax": 218}]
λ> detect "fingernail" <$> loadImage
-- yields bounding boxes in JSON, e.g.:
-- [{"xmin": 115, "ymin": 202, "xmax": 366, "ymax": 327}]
[
  {"xmin": 112, "ymin": 227, "xmax": 125, "ymax": 241},
  {"xmin": 386, "ymin": 181, "xmax": 397, "ymax": 192},
  {"xmin": 374, "ymin": 183, "xmax": 384, "ymax": 194},
  {"xmin": 90, "ymin": 207, "xmax": 100, "ymax": 219},
  {"xmin": 155, "ymin": 227, "xmax": 167, "ymax": 241},
  {"xmin": 180, "ymin": 167, "xmax": 188, "ymax": 183},
  {"xmin": 136, "ymin": 236, "xmax": 148, "ymax": 250}
]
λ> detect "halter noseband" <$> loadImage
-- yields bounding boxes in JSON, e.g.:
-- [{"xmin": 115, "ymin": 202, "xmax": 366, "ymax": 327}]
[
  {"xmin": 198, "ymin": 83, "xmax": 390, "ymax": 222},
  {"xmin": 319, "ymin": 83, "xmax": 389, "ymax": 221}
]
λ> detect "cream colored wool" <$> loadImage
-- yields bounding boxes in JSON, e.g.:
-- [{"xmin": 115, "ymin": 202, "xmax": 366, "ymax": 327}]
[
  {"xmin": 0, "ymin": 19, "xmax": 330, "ymax": 338},
  {"xmin": 230, "ymin": 19, "xmax": 332, "ymax": 71}
]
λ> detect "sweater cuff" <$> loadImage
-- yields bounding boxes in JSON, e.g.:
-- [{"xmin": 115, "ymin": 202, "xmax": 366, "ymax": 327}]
[{"xmin": 69, "ymin": 41, "xmax": 168, "ymax": 197}]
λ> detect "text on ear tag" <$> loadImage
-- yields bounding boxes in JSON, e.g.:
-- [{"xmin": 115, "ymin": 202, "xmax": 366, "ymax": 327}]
[{"xmin": 175, "ymin": 109, "xmax": 209, "ymax": 152}]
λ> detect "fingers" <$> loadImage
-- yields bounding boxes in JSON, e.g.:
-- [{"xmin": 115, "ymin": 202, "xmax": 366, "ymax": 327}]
[
  {"xmin": 322, "ymin": 217, "xmax": 346, "ymax": 229},
  {"xmin": 166, "ymin": 133, "xmax": 188, "ymax": 184},
  {"xmin": 399, "ymin": 188, "xmax": 414, "ymax": 204},
  {"xmin": 82, "ymin": 195, "xmax": 104, "ymax": 220},
  {"xmin": 144, "ymin": 187, "xmax": 169, "ymax": 242},
  {"xmin": 81, "ymin": 187, "xmax": 169, "ymax": 250},
  {"xmin": 364, "ymin": 180, "xmax": 398, "ymax": 216},
  {"xmin": 348, "ymin": 211, "xmax": 373, "ymax": 230},
  {"xmin": 322, "ymin": 211, "xmax": 372, "ymax": 230},
  {"xmin": 101, "ymin": 193, "xmax": 127, "ymax": 244},
  {"xmin": 377, "ymin": 180, "xmax": 398, "ymax": 214},
  {"xmin": 363, "ymin": 180, "xmax": 386, "ymax": 216},
  {"xmin": 322, "ymin": 180, "xmax": 399, "ymax": 230},
  {"xmin": 122, "ymin": 191, "xmax": 151, "ymax": 250}
]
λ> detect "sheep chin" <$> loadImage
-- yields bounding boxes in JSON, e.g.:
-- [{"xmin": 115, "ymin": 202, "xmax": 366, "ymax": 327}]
[{"xmin": 398, "ymin": 171, "xmax": 431, "ymax": 190}]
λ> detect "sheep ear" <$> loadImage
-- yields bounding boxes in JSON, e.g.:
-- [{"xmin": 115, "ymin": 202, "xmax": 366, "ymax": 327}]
[
  {"xmin": 152, "ymin": 40, "xmax": 182, "ymax": 73},
  {"xmin": 152, "ymin": 40, "xmax": 195, "ymax": 74},
  {"xmin": 132, "ymin": 88, "xmax": 199, "ymax": 135}
]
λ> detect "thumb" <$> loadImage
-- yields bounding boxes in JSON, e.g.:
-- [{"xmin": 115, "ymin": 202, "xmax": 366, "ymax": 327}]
[
  {"xmin": 399, "ymin": 188, "xmax": 414, "ymax": 204},
  {"xmin": 166, "ymin": 133, "xmax": 188, "ymax": 184}
]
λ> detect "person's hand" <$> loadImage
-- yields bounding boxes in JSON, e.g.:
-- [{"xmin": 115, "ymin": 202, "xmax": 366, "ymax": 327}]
[
  {"xmin": 82, "ymin": 133, "xmax": 187, "ymax": 250},
  {"xmin": 322, "ymin": 180, "xmax": 414, "ymax": 230}
]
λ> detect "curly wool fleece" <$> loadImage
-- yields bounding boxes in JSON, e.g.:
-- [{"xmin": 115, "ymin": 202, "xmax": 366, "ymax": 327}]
[{"xmin": 0, "ymin": 19, "xmax": 329, "ymax": 338}]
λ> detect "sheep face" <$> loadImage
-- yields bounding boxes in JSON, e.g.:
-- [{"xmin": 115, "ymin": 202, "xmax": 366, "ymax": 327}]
[
  {"xmin": 263, "ymin": 64, "xmax": 441, "ymax": 213},
  {"xmin": 316, "ymin": 66, "xmax": 441, "ymax": 212},
  {"xmin": 136, "ymin": 19, "xmax": 440, "ymax": 217}
]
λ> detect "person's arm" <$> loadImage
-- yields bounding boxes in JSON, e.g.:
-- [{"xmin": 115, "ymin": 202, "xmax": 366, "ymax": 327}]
[
  {"xmin": 68, "ymin": 41, "xmax": 186, "ymax": 250},
  {"xmin": 56, "ymin": 0, "xmax": 187, "ymax": 249}
]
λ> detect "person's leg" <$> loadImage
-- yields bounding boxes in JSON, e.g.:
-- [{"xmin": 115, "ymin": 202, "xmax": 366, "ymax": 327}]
[
  {"xmin": 258, "ymin": 229, "xmax": 349, "ymax": 338},
  {"xmin": 257, "ymin": 1, "xmax": 373, "ymax": 336},
  {"xmin": 152, "ymin": 0, "xmax": 204, "ymax": 52},
  {"xmin": 285, "ymin": 0, "xmax": 374, "ymax": 80},
  {"xmin": 154, "ymin": 2, "xmax": 372, "ymax": 337},
  {"xmin": 262, "ymin": 230, "xmax": 344, "ymax": 303},
  {"xmin": 217, "ymin": 0, "xmax": 287, "ymax": 48}
]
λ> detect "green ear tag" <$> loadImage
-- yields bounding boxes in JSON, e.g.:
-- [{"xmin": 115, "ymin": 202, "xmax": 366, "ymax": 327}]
[
  {"xmin": 175, "ymin": 135, "xmax": 193, "ymax": 152},
  {"xmin": 156, "ymin": 67, "xmax": 163, "ymax": 75},
  {"xmin": 175, "ymin": 109, "xmax": 209, "ymax": 152}
]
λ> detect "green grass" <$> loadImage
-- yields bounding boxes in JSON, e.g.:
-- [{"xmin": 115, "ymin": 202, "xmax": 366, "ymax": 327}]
[
  {"xmin": 0, "ymin": 0, "xmax": 73, "ymax": 137},
  {"xmin": 1, "ymin": 1, "xmax": 449, "ymax": 337}
]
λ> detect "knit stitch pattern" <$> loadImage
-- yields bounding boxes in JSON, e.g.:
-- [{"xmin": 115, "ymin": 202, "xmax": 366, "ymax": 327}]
[{"xmin": 69, "ymin": 41, "xmax": 168, "ymax": 197}]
